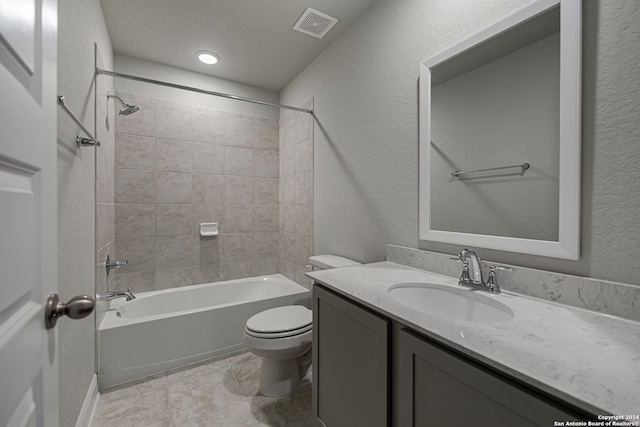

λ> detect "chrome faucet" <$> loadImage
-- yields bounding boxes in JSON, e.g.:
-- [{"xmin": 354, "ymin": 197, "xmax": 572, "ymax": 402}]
[
  {"xmin": 458, "ymin": 248, "xmax": 483, "ymax": 285},
  {"xmin": 452, "ymin": 249, "xmax": 513, "ymax": 294},
  {"xmin": 106, "ymin": 289, "xmax": 136, "ymax": 301}
]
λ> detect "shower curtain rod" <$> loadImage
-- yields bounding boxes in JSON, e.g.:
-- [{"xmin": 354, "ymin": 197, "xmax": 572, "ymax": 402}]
[{"xmin": 95, "ymin": 68, "xmax": 313, "ymax": 114}]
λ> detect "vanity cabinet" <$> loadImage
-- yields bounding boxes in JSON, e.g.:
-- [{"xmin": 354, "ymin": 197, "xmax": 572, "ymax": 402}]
[
  {"xmin": 312, "ymin": 284, "xmax": 390, "ymax": 427},
  {"xmin": 313, "ymin": 283, "xmax": 590, "ymax": 427},
  {"xmin": 397, "ymin": 328, "xmax": 580, "ymax": 426}
]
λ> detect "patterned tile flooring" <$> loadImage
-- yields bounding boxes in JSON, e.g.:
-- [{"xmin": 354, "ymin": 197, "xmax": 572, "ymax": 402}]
[{"xmin": 91, "ymin": 350, "xmax": 313, "ymax": 427}]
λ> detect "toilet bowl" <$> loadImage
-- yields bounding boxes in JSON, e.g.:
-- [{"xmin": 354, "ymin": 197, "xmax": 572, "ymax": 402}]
[
  {"xmin": 243, "ymin": 305, "xmax": 313, "ymax": 397},
  {"xmin": 243, "ymin": 255, "xmax": 361, "ymax": 398}
]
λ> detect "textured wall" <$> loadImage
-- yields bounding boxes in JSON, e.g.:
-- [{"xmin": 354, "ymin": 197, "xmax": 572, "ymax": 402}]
[
  {"xmin": 581, "ymin": 0, "xmax": 640, "ymax": 284},
  {"xmin": 280, "ymin": 0, "xmax": 640, "ymax": 285},
  {"xmin": 112, "ymin": 92, "xmax": 281, "ymax": 290},
  {"xmin": 279, "ymin": 105, "xmax": 314, "ymax": 288},
  {"xmin": 57, "ymin": 0, "xmax": 113, "ymax": 425}
]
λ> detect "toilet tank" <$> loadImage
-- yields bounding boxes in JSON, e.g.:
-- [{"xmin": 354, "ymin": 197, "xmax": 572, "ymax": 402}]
[{"xmin": 308, "ymin": 255, "xmax": 361, "ymax": 271}]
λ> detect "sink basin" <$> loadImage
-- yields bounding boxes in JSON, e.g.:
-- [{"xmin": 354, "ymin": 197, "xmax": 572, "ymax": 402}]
[{"xmin": 388, "ymin": 283, "xmax": 514, "ymax": 323}]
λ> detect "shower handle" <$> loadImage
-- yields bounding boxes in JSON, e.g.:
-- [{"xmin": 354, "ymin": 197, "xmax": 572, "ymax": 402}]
[{"xmin": 105, "ymin": 254, "xmax": 128, "ymax": 270}]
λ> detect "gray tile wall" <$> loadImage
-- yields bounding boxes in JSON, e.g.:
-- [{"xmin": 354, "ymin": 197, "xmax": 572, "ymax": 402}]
[
  {"xmin": 113, "ymin": 93, "xmax": 280, "ymax": 292},
  {"xmin": 279, "ymin": 103, "xmax": 314, "ymax": 288}
]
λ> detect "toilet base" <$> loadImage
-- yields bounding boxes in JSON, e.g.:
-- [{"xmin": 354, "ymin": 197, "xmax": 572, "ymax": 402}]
[{"xmin": 259, "ymin": 355, "xmax": 311, "ymax": 398}]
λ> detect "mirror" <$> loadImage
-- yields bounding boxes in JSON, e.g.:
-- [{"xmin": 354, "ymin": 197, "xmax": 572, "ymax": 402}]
[{"xmin": 419, "ymin": 0, "xmax": 581, "ymax": 259}]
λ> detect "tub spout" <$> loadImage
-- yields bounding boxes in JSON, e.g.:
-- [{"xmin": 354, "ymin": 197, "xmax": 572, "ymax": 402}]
[{"xmin": 107, "ymin": 289, "xmax": 136, "ymax": 301}]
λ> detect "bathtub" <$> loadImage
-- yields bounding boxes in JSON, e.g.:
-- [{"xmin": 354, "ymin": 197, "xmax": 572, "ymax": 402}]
[{"xmin": 99, "ymin": 274, "xmax": 309, "ymax": 389}]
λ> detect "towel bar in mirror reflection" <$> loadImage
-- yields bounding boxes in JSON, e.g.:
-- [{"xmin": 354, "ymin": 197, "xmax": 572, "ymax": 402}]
[{"xmin": 451, "ymin": 162, "xmax": 530, "ymax": 178}]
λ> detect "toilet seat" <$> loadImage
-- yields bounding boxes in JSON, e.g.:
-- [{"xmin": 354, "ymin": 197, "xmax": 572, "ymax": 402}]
[
  {"xmin": 246, "ymin": 323, "xmax": 312, "ymax": 339},
  {"xmin": 245, "ymin": 306, "xmax": 312, "ymax": 339}
]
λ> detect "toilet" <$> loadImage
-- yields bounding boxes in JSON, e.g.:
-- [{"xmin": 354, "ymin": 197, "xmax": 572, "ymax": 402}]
[{"xmin": 243, "ymin": 254, "xmax": 361, "ymax": 397}]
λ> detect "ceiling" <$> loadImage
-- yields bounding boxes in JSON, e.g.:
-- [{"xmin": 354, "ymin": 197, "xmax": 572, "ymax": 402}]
[{"xmin": 99, "ymin": 0, "xmax": 378, "ymax": 92}]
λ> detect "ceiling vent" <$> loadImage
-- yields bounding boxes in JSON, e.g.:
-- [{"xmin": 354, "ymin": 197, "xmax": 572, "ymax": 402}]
[{"xmin": 293, "ymin": 7, "xmax": 338, "ymax": 39}]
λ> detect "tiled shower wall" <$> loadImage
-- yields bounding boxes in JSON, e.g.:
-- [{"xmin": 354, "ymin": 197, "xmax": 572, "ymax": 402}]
[
  {"xmin": 279, "ymin": 104, "xmax": 314, "ymax": 288},
  {"xmin": 113, "ymin": 93, "xmax": 281, "ymax": 291}
]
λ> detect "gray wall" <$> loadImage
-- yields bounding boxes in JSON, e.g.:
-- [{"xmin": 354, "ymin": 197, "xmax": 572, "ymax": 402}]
[
  {"xmin": 57, "ymin": 0, "xmax": 113, "ymax": 425},
  {"xmin": 280, "ymin": 0, "xmax": 640, "ymax": 286}
]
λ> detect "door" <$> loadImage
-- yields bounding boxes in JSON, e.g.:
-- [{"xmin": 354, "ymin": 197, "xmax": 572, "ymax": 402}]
[{"xmin": 0, "ymin": 0, "xmax": 59, "ymax": 426}]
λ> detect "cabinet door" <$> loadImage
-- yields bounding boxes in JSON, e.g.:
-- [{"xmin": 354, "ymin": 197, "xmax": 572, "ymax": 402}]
[
  {"xmin": 313, "ymin": 284, "xmax": 390, "ymax": 427},
  {"xmin": 398, "ymin": 329, "xmax": 584, "ymax": 427}
]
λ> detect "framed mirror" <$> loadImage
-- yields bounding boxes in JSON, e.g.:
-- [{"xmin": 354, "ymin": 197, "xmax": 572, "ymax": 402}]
[{"xmin": 419, "ymin": 0, "xmax": 581, "ymax": 259}]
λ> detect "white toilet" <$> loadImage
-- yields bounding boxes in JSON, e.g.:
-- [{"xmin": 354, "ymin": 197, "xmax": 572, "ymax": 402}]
[{"xmin": 243, "ymin": 255, "xmax": 361, "ymax": 397}]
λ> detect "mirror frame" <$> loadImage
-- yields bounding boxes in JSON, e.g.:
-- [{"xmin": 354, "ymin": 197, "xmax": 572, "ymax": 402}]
[{"xmin": 419, "ymin": 0, "xmax": 581, "ymax": 260}]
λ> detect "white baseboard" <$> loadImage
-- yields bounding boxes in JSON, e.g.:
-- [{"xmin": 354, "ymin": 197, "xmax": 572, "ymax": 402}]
[{"xmin": 75, "ymin": 374, "xmax": 99, "ymax": 427}]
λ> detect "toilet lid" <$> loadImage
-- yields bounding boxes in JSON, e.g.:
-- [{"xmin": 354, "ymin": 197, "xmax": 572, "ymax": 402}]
[{"xmin": 246, "ymin": 306, "xmax": 312, "ymax": 335}]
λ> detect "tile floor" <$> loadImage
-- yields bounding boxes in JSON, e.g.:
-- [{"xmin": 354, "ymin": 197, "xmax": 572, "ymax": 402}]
[{"xmin": 91, "ymin": 350, "xmax": 313, "ymax": 427}]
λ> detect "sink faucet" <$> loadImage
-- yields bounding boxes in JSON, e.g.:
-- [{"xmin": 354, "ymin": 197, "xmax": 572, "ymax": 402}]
[
  {"xmin": 106, "ymin": 289, "xmax": 136, "ymax": 301},
  {"xmin": 458, "ymin": 248, "xmax": 483, "ymax": 285},
  {"xmin": 452, "ymin": 249, "xmax": 512, "ymax": 294}
]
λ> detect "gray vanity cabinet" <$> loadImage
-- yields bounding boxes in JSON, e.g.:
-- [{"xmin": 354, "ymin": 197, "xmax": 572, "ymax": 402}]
[
  {"xmin": 313, "ymin": 283, "xmax": 589, "ymax": 427},
  {"xmin": 397, "ymin": 328, "xmax": 580, "ymax": 427},
  {"xmin": 312, "ymin": 284, "xmax": 390, "ymax": 427}
]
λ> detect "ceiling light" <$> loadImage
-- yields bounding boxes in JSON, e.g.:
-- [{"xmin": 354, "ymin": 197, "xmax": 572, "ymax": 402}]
[{"xmin": 196, "ymin": 51, "xmax": 219, "ymax": 65}]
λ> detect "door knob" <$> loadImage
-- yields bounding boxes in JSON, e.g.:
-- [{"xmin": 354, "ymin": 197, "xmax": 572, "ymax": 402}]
[{"xmin": 45, "ymin": 294, "xmax": 95, "ymax": 329}]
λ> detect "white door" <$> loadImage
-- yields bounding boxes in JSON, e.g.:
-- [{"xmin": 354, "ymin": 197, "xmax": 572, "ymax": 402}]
[{"xmin": 0, "ymin": 0, "xmax": 59, "ymax": 426}]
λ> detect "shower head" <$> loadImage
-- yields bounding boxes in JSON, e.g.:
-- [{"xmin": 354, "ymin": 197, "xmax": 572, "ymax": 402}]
[
  {"xmin": 107, "ymin": 94, "xmax": 139, "ymax": 116},
  {"xmin": 119, "ymin": 104, "xmax": 139, "ymax": 116}
]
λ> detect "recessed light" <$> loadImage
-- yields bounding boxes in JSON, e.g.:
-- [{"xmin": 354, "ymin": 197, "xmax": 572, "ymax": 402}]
[{"xmin": 196, "ymin": 51, "xmax": 219, "ymax": 65}]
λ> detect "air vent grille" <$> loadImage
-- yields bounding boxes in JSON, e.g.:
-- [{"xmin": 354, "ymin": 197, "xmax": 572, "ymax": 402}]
[{"xmin": 293, "ymin": 7, "xmax": 338, "ymax": 39}]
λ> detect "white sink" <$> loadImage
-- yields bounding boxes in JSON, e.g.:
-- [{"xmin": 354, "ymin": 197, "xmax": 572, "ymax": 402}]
[{"xmin": 388, "ymin": 283, "xmax": 514, "ymax": 323}]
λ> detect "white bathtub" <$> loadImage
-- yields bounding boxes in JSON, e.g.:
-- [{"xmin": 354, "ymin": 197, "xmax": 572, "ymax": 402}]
[{"xmin": 99, "ymin": 274, "xmax": 309, "ymax": 389}]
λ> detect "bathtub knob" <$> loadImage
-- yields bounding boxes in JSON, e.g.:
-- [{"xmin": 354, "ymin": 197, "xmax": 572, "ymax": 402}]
[
  {"xmin": 105, "ymin": 254, "xmax": 128, "ymax": 271},
  {"xmin": 44, "ymin": 294, "xmax": 95, "ymax": 329}
]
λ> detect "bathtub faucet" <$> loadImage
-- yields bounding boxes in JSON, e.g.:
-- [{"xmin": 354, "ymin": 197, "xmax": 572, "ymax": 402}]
[{"xmin": 106, "ymin": 289, "xmax": 136, "ymax": 301}]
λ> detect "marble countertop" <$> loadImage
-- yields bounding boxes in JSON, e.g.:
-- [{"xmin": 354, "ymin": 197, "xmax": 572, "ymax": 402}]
[{"xmin": 307, "ymin": 262, "xmax": 640, "ymax": 417}]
